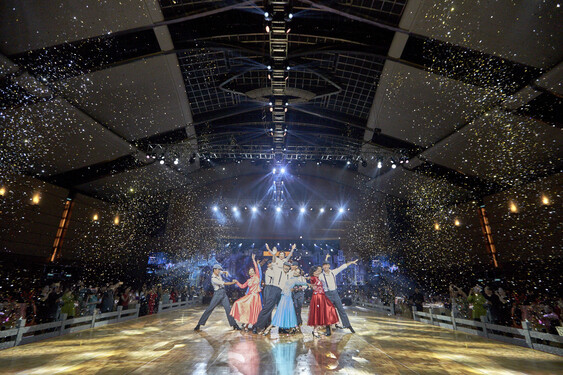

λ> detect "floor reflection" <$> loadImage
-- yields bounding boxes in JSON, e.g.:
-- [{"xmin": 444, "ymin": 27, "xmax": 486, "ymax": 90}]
[{"xmin": 0, "ymin": 306, "xmax": 561, "ymax": 375}]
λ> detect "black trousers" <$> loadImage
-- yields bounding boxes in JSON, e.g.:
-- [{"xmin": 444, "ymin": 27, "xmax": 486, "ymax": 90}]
[
  {"xmin": 325, "ymin": 290, "xmax": 351, "ymax": 328},
  {"xmin": 255, "ymin": 286, "xmax": 282, "ymax": 329},
  {"xmin": 197, "ymin": 289, "xmax": 236, "ymax": 327},
  {"xmin": 292, "ymin": 291, "xmax": 305, "ymax": 325}
]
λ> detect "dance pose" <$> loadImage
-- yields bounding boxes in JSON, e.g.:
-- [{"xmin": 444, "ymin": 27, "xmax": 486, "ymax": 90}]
[
  {"xmin": 267, "ymin": 243, "xmax": 296, "ymax": 268},
  {"xmin": 230, "ymin": 254, "xmax": 262, "ymax": 329},
  {"xmin": 253, "ymin": 259, "xmax": 292, "ymax": 334},
  {"xmin": 263, "ymin": 267, "xmax": 307, "ymax": 335},
  {"xmin": 321, "ymin": 255, "xmax": 358, "ymax": 334},
  {"xmin": 307, "ymin": 265, "xmax": 339, "ymax": 338},
  {"xmin": 194, "ymin": 264, "xmax": 241, "ymax": 331}
]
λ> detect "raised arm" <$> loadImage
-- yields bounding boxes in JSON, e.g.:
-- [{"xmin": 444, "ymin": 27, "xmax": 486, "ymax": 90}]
[
  {"xmin": 325, "ymin": 254, "xmax": 330, "ymax": 262},
  {"xmin": 286, "ymin": 243, "xmax": 296, "ymax": 261}
]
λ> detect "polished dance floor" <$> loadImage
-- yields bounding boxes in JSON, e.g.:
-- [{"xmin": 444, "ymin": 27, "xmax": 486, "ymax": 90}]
[{"xmin": 0, "ymin": 306, "xmax": 561, "ymax": 374}]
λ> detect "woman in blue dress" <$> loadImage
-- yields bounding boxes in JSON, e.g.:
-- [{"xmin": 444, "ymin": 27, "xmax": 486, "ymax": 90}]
[{"xmin": 263, "ymin": 267, "xmax": 306, "ymax": 335}]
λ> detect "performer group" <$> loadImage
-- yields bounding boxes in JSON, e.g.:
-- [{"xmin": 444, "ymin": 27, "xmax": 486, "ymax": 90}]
[{"xmin": 194, "ymin": 244, "xmax": 358, "ymax": 338}]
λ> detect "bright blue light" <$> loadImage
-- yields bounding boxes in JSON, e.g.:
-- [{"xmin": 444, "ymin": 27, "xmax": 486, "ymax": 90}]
[
  {"xmin": 251, "ymin": 206, "xmax": 257, "ymax": 212},
  {"xmin": 276, "ymin": 206, "xmax": 281, "ymax": 212},
  {"xmin": 264, "ymin": 12, "xmax": 269, "ymax": 18},
  {"xmin": 232, "ymin": 206, "xmax": 238, "ymax": 212},
  {"xmin": 338, "ymin": 207, "xmax": 345, "ymax": 213},
  {"xmin": 288, "ymin": 13, "xmax": 293, "ymax": 19},
  {"xmin": 320, "ymin": 208, "xmax": 325, "ymax": 213},
  {"xmin": 280, "ymin": 167, "xmax": 286, "ymax": 173},
  {"xmin": 273, "ymin": 168, "xmax": 277, "ymax": 174},
  {"xmin": 212, "ymin": 206, "xmax": 218, "ymax": 212},
  {"xmin": 300, "ymin": 207, "xmax": 306, "ymax": 213}
]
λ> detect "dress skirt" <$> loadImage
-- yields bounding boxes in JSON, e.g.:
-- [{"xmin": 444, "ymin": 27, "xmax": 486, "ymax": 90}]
[
  {"xmin": 308, "ymin": 293, "xmax": 339, "ymax": 326},
  {"xmin": 230, "ymin": 292, "xmax": 262, "ymax": 325},
  {"xmin": 271, "ymin": 293, "xmax": 298, "ymax": 328}
]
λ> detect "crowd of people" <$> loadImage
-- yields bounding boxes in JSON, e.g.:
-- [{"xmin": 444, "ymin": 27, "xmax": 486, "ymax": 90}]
[{"xmin": 0, "ymin": 280, "xmax": 199, "ymax": 331}]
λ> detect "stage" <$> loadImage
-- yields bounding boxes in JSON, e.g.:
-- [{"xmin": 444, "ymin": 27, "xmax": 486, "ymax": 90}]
[{"xmin": 0, "ymin": 306, "xmax": 561, "ymax": 374}]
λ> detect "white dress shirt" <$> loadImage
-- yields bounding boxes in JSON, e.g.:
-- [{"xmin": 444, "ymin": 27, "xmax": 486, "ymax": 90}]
[
  {"xmin": 264, "ymin": 268, "xmax": 275, "ymax": 286},
  {"xmin": 320, "ymin": 264, "xmax": 348, "ymax": 292},
  {"xmin": 211, "ymin": 274, "xmax": 225, "ymax": 291}
]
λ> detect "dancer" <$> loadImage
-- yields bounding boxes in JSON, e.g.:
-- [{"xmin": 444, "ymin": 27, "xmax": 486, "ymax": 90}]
[
  {"xmin": 307, "ymin": 265, "xmax": 339, "ymax": 338},
  {"xmin": 194, "ymin": 264, "xmax": 241, "ymax": 331},
  {"xmin": 291, "ymin": 267, "xmax": 307, "ymax": 327},
  {"xmin": 263, "ymin": 267, "xmax": 307, "ymax": 335},
  {"xmin": 253, "ymin": 260, "xmax": 292, "ymax": 334},
  {"xmin": 321, "ymin": 255, "xmax": 358, "ymax": 334},
  {"xmin": 230, "ymin": 254, "xmax": 262, "ymax": 329},
  {"xmin": 267, "ymin": 243, "xmax": 296, "ymax": 268}
]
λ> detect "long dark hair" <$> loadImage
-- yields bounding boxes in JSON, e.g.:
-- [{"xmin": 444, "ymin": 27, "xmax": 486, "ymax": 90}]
[{"xmin": 309, "ymin": 265, "xmax": 320, "ymax": 276}]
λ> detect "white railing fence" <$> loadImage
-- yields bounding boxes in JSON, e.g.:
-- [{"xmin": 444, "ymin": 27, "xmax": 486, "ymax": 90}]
[
  {"xmin": 355, "ymin": 299, "xmax": 562, "ymax": 356},
  {"xmin": 0, "ymin": 299, "xmax": 198, "ymax": 350},
  {"xmin": 409, "ymin": 306, "xmax": 562, "ymax": 356}
]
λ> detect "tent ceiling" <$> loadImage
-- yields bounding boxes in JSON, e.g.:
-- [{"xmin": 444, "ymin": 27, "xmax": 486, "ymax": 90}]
[{"xmin": 0, "ymin": 0, "xmax": 561, "ymax": 204}]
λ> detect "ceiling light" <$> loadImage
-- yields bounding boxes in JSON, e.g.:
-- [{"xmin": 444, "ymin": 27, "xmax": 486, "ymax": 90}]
[
  {"xmin": 288, "ymin": 13, "xmax": 293, "ymax": 19},
  {"xmin": 265, "ymin": 25, "xmax": 270, "ymax": 33},
  {"xmin": 300, "ymin": 207, "xmax": 306, "ymax": 213},
  {"xmin": 212, "ymin": 206, "xmax": 218, "ymax": 212},
  {"xmin": 339, "ymin": 207, "xmax": 345, "ymax": 213},
  {"xmin": 232, "ymin": 206, "xmax": 238, "ymax": 212},
  {"xmin": 280, "ymin": 167, "xmax": 286, "ymax": 173},
  {"xmin": 391, "ymin": 164, "xmax": 396, "ymax": 169},
  {"xmin": 251, "ymin": 206, "xmax": 257, "ymax": 212},
  {"xmin": 174, "ymin": 158, "xmax": 179, "ymax": 165},
  {"xmin": 320, "ymin": 208, "xmax": 325, "ymax": 213},
  {"xmin": 273, "ymin": 168, "xmax": 277, "ymax": 174},
  {"xmin": 159, "ymin": 160, "xmax": 165, "ymax": 165},
  {"xmin": 541, "ymin": 195, "xmax": 550, "ymax": 205},
  {"xmin": 276, "ymin": 206, "xmax": 281, "ymax": 212},
  {"xmin": 377, "ymin": 161, "xmax": 382, "ymax": 169},
  {"xmin": 264, "ymin": 12, "xmax": 269, "ymax": 18}
]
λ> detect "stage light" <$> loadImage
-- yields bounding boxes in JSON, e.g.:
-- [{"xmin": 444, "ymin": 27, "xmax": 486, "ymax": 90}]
[
  {"xmin": 509, "ymin": 201, "xmax": 518, "ymax": 213},
  {"xmin": 338, "ymin": 207, "xmax": 345, "ymax": 213},
  {"xmin": 320, "ymin": 208, "xmax": 325, "ymax": 213},
  {"xmin": 434, "ymin": 222, "xmax": 440, "ymax": 230},
  {"xmin": 114, "ymin": 216, "xmax": 120, "ymax": 225},
  {"xmin": 286, "ymin": 66, "xmax": 290, "ymax": 70},
  {"xmin": 541, "ymin": 195, "xmax": 550, "ymax": 205},
  {"xmin": 92, "ymin": 213, "xmax": 99, "ymax": 221},
  {"xmin": 267, "ymin": 65, "xmax": 272, "ymax": 70},
  {"xmin": 288, "ymin": 13, "xmax": 293, "ymax": 19},
  {"xmin": 280, "ymin": 167, "xmax": 286, "ymax": 173},
  {"xmin": 232, "ymin": 206, "xmax": 238, "ymax": 212},
  {"xmin": 276, "ymin": 206, "xmax": 281, "ymax": 212},
  {"xmin": 300, "ymin": 207, "xmax": 306, "ymax": 213},
  {"xmin": 377, "ymin": 161, "xmax": 382, "ymax": 169},
  {"xmin": 265, "ymin": 25, "xmax": 270, "ymax": 33},
  {"xmin": 159, "ymin": 160, "xmax": 165, "ymax": 165},
  {"xmin": 346, "ymin": 161, "xmax": 351, "ymax": 165},
  {"xmin": 0, "ymin": 187, "xmax": 5, "ymax": 196},
  {"xmin": 212, "ymin": 206, "xmax": 218, "ymax": 212},
  {"xmin": 454, "ymin": 219, "xmax": 461, "ymax": 226},
  {"xmin": 174, "ymin": 158, "xmax": 179, "ymax": 165},
  {"xmin": 391, "ymin": 163, "xmax": 396, "ymax": 169},
  {"xmin": 264, "ymin": 12, "xmax": 269, "ymax": 18},
  {"xmin": 273, "ymin": 168, "xmax": 277, "ymax": 174},
  {"xmin": 31, "ymin": 193, "xmax": 40, "ymax": 205},
  {"xmin": 251, "ymin": 206, "xmax": 257, "ymax": 212}
]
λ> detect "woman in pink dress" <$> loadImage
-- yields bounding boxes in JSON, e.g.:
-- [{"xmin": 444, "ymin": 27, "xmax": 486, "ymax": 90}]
[{"xmin": 230, "ymin": 254, "xmax": 262, "ymax": 329}]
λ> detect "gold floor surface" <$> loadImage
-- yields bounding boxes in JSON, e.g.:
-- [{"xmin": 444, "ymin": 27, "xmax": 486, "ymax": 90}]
[{"xmin": 0, "ymin": 305, "xmax": 561, "ymax": 374}]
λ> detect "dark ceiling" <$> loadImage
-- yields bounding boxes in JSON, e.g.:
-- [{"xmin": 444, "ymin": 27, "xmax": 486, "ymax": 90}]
[{"xmin": 0, "ymin": 0, "xmax": 561, "ymax": 203}]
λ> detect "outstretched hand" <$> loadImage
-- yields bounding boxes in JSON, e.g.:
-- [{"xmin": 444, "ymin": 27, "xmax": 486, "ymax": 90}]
[{"xmin": 251, "ymin": 253, "xmax": 255, "ymax": 260}]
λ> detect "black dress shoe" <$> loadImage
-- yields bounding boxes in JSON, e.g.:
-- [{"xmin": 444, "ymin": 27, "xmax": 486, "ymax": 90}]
[
  {"xmin": 335, "ymin": 325, "xmax": 344, "ymax": 330},
  {"xmin": 325, "ymin": 326, "xmax": 331, "ymax": 336},
  {"xmin": 194, "ymin": 325, "xmax": 201, "ymax": 331},
  {"xmin": 348, "ymin": 326, "xmax": 355, "ymax": 333},
  {"xmin": 233, "ymin": 324, "xmax": 242, "ymax": 330},
  {"xmin": 252, "ymin": 327, "xmax": 258, "ymax": 334}
]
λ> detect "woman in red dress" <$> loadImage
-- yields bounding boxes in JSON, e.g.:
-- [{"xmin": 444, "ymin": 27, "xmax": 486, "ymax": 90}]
[
  {"xmin": 230, "ymin": 254, "xmax": 262, "ymax": 329},
  {"xmin": 307, "ymin": 265, "xmax": 338, "ymax": 338}
]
